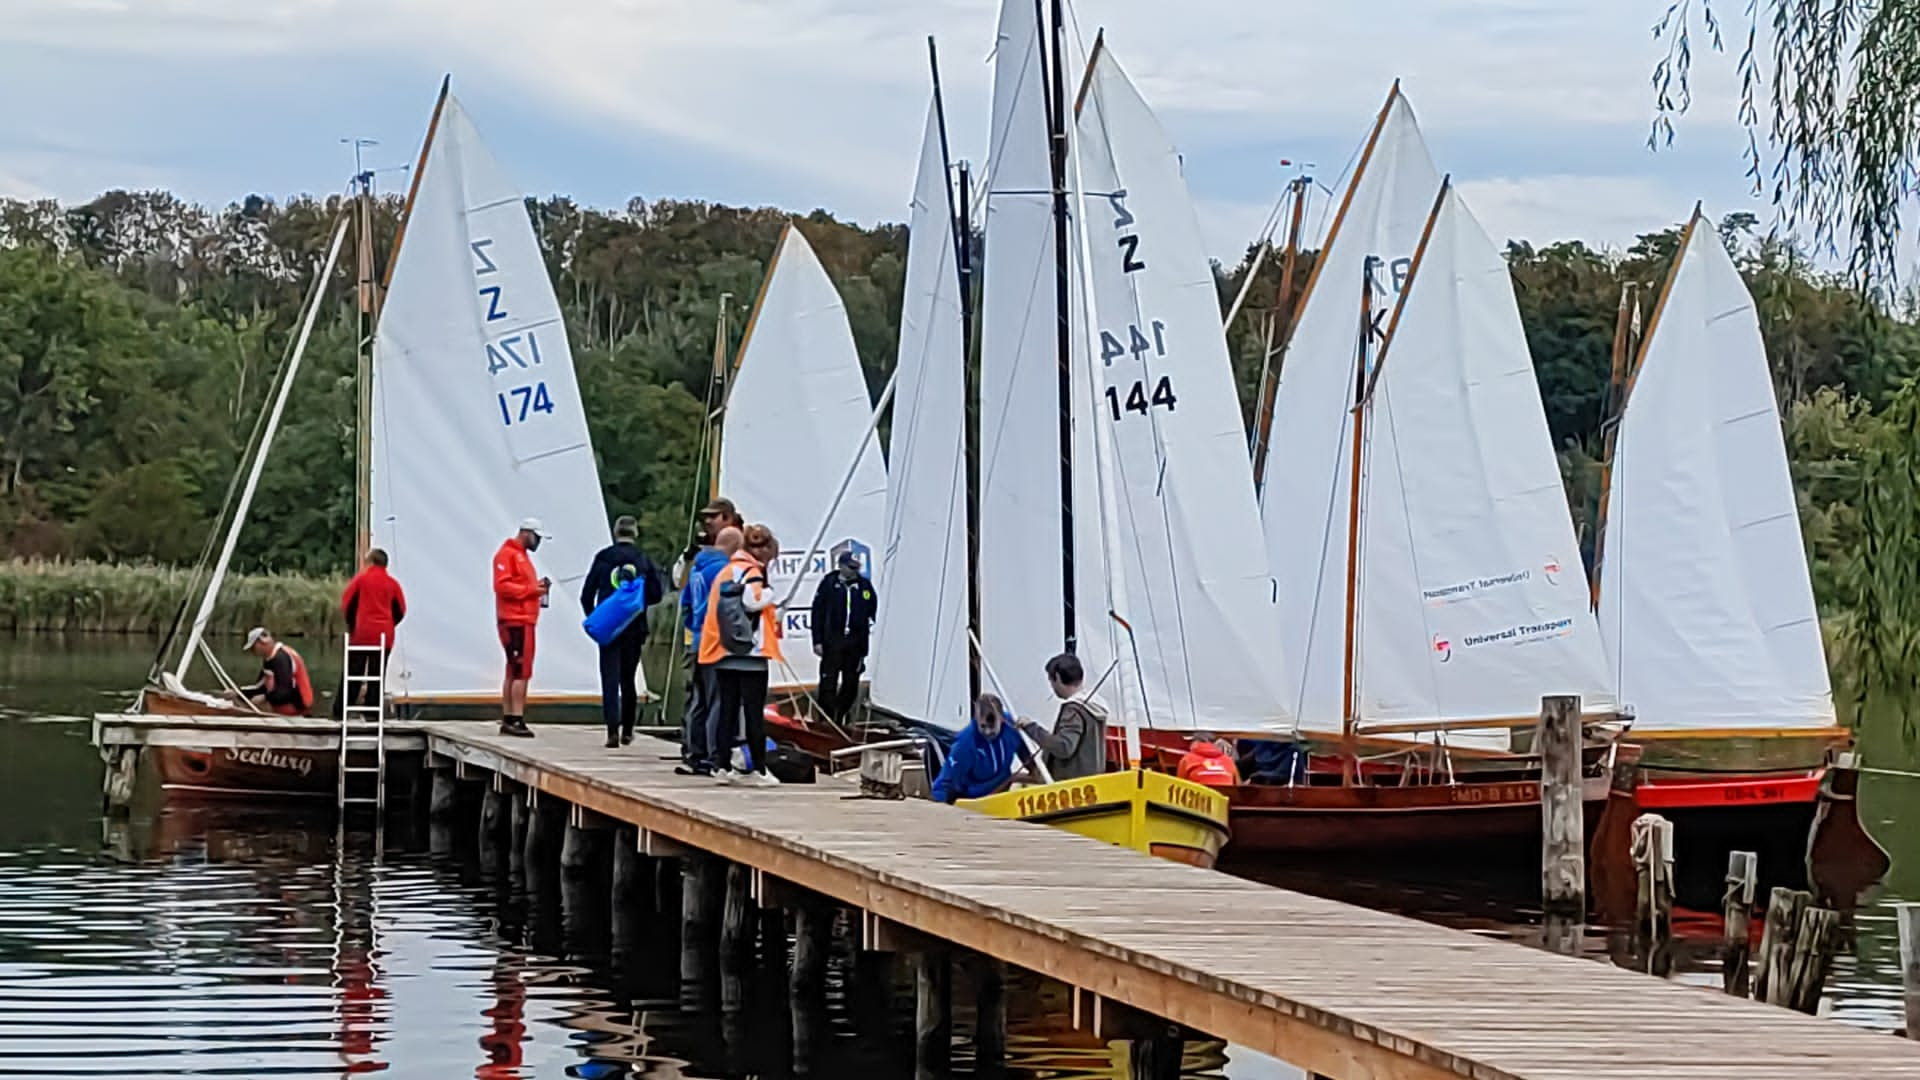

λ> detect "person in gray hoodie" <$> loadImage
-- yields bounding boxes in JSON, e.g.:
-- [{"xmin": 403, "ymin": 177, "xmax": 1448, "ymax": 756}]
[{"xmin": 1015, "ymin": 652, "xmax": 1109, "ymax": 781}]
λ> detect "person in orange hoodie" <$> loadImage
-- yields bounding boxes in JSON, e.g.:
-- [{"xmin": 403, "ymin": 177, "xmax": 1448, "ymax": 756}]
[
  {"xmin": 696, "ymin": 525, "xmax": 784, "ymax": 784},
  {"xmin": 1177, "ymin": 732, "xmax": 1241, "ymax": 788},
  {"xmin": 493, "ymin": 517, "xmax": 551, "ymax": 738}
]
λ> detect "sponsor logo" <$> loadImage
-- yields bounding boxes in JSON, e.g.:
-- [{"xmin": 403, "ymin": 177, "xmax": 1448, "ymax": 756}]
[
  {"xmin": 1459, "ymin": 617, "xmax": 1576, "ymax": 649},
  {"xmin": 1422, "ymin": 568, "xmax": 1531, "ymax": 604},
  {"xmin": 1432, "ymin": 634, "xmax": 1452, "ymax": 663},
  {"xmin": 1542, "ymin": 555, "xmax": 1562, "ymax": 585}
]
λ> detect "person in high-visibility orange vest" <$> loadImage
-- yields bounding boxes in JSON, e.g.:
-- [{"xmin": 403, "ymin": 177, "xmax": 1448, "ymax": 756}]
[{"xmin": 1176, "ymin": 732, "xmax": 1240, "ymax": 788}]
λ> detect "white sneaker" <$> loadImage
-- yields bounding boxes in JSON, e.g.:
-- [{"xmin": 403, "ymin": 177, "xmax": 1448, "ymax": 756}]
[
  {"xmin": 744, "ymin": 771, "xmax": 781, "ymax": 787},
  {"xmin": 711, "ymin": 769, "xmax": 736, "ymax": 785}
]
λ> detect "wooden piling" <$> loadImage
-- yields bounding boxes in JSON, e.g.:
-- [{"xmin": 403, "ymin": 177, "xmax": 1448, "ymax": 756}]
[
  {"xmin": 761, "ymin": 907, "xmax": 788, "ymax": 970},
  {"xmin": 101, "ymin": 746, "xmax": 139, "ymax": 813},
  {"xmin": 720, "ymin": 862, "xmax": 755, "ymax": 1012},
  {"xmin": 429, "ymin": 766, "xmax": 458, "ymax": 820},
  {"xmin": 508, "ymin": 786, "xmax": 529, "ymax": 876},
  {"xmin": 1537, "ymin": 694, "xmax": 1585, "ymax": 920},
  {"xmin": 1630, "ymin": 813, "xmax": 1675, "ymax": 945},
  {"xmin": 1722, "ymin": 850, "xmax": 1758, "ymax": 997},
  {"xmin": 479, "ymin": 785, "xmax": 511, "ymax": 848},
  {"xmin": 915, "ymin": 949, "xmax": 952, "ymax": 1080},
  {"xmin": 680, "ymin": 854, "xmax": 720, "ymax": 1002},
  {"xmin": 1783, "ymin": 903, "xmax": 1841, "ymax": 1015},
  {"xmin": 790, "ymin": 901, "xmax": 832, "ymax": 1072},
  {"xmin": 1756, "ymin": 887, "xmax": 1809, "ymax": 1006},
  {"xmin": 968, "ymin": 953, "xmax": 1006, "ymax": 1075},
  {"xmin": 523, "ymin": 795, "xmax": 559, "ymax": 874},
  {"xmin": 1129, "ymin": 1032, "xmax": 1184, "ymax": 1080},
  {"xmin": 560, "ymin": 822, "xmax": 598, "ymax": 880},
  {"xmin": 1898, "ymin": 903, "xmax": 1920, "ymax": 1038},
  {"xmin": 611, "ymin": 827, "xmax": 646, "ymax": 911}
]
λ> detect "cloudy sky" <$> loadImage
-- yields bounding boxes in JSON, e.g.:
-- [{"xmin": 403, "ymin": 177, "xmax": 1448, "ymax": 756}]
[{"xmin": 0, "ymin": 0, "xmax": 1763, "ymax": 258}]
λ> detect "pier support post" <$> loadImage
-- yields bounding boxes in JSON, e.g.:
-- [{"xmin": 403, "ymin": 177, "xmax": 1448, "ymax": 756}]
[
  {"xmin": 560, "ymin": 819, "xmax": 603, "ymax": 882},
  {"xmin": 611, "ymin": 827, "xmax": 647, "ymax": 911},
  {"xmin": 1783, "ymin": 903, "xmax": 1841, "ymax": 1014},
  {"xmin": 101, "ymin": 746, "xmax": 139, "ymax": 814},
  {"xmin": 479, "ymin": 784, "xmax": 511, "ymax": 847},
  {"xmin": 429, "ymin": 767, "xmax": 458, "ymax": 821},
  {"xmin": 1631, "ymin": 813, "xmax": 1674, "ymax": 952},
  {"xmin": 1755, "ymin": 887, "xmax": 1808, "ymax": 1004},
  {"xmin": 1128, "ymin": 1032, "xmax": 1183, "ymax": 1080},
  {"xmin": 761, "ymin": 907, "xmax": 788, "ymax": 970},
  {"xmin": 966, "ymin": 953, "xmax": 1006, "ymax": 1075},
  {"xmin": 508, "ymin": 785, "xmax": 529, "ymax": 877},
  {"xmin": 523, "ymin": 795, "xmax": 560, "ymax": 874},
  {"xmin": 790, "ymin": 900, "xmax": 832, "ymax": 1074},
  {"xmin": 719, "ymin": 862, "xmax": 754, "ymax": 1012},
  {"xmin": 914, "ymin": 949, "xmax": 952, "ymax": 1080},
  {"xmin": 680, "ymin": 854, "xmax": 721, "ymax": 1004},
  {"xmin": 1899, "ymin": 903, "xmax": 1920, "ymax": 1038},
  {"xmin": 1722, "ymin": 851, "xmax": 1758, "ymax": 997},
  {"xmin": 1538, "ymin": 694, "xmax": 1585, "ymax": 931}
]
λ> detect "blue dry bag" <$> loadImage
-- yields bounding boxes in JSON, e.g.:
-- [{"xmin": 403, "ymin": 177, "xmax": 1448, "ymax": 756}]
[{"xmin": 583, "ymin": 578, "xmax": 649, "ymax": 645}]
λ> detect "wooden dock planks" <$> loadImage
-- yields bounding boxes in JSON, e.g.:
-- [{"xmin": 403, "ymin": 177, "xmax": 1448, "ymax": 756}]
[{"xmin": 417, "ymin": 721, "xmax": 1920, "ymax": 1080}]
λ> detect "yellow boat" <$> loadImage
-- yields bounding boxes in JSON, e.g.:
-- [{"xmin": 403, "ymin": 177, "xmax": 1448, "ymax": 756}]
[{"xmin": 959, "ymin": 769, "xmax": 1231, "ymax": 868}]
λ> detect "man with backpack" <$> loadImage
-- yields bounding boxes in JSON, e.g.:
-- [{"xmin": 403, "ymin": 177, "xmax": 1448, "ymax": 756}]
[
  {"xmin": 675, "ymin": 498, "xmax": 741, "ymax": 774},
  {"xmin": 696, "ymin": 525, "xmax": 782, "ymax": 785},
  {"xmin": 581, "ymin": 515, "xmax": 666, "ymax": 749}
]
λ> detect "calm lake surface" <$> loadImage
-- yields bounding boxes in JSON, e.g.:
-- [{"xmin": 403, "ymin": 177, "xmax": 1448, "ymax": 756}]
[{"xmin": 3, "ymin": 634, "xmax": 1918, "ymax": 1077}]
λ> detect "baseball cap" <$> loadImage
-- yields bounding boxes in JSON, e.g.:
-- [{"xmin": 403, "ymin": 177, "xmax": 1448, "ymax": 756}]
[
  {"xmin": 837, "ymin": 550, "xmax": 861, "ymax": 570},
  {"xmin": 612, "ymin": 514, "xmax": 638, "ymax": 539},
  {"xmin": 700, "ymin": 497, "xmax": 737, "ymax": 518},
  {"xmin": 518, "ymin": 517, "xmax": 546, "ymax": 537},
  {"xmin": 244, "ymin": 627, "xmax": 269, "ymax": 648}
]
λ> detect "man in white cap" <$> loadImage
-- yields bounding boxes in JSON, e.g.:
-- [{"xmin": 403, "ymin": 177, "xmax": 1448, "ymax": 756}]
[
  {"xmin": 492, "ymin": 518, "xmax": 552, "ymax": 737},
  {"xmin": 229, "ymin": 626, "xmax": 314, "ymax": 716}
]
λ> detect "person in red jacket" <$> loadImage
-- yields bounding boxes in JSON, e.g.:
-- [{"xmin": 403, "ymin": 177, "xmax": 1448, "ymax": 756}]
[
  {"xmin": 335, "ymin": 547, "xmax": 406, "ymax": 719},
  {"xmin": 493, "ymin": 518, "xmax": 551, "ymax": 738},
  {"xmin": 1177, "ymin": 732, "xmax": 1241, "ymax": 788}
]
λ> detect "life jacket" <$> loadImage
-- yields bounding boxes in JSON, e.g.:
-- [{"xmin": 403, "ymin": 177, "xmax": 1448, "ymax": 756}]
[
  {"xmin": 275, "ymin": 642, "xmax": 316, "ymax": 716},
  {"xmin": 697, "ymin": 552, "xmax": 784, "ymax": 665},
  {"xmin": 1177, "ymin": 741, "xmax": 1239, "ymax": 788}
]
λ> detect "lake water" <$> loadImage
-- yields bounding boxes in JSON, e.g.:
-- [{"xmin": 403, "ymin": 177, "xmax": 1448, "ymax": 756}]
[{"xmin": 3, "ymin": 634, "xmax": 1918, "ymax": 1077}]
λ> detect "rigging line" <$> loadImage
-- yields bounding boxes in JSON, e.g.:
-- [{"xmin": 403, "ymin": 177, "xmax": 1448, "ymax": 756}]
[
  {"xmin": 1286, "ymin": 361, "xmax": 1363, "ymax": 733},
  {"xmin": 982, "ymin": 20, "xmax": 1048, "ymax": 193},
  {"xmin": 1376, "ymin": 380, "xmax": 1449, "ymax": 724}
]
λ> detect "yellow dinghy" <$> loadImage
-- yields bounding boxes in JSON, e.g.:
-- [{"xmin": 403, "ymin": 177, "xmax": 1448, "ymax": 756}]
[{"xmin": 960, "ymin": 769, "xmax": 1231, "ymax": 868}]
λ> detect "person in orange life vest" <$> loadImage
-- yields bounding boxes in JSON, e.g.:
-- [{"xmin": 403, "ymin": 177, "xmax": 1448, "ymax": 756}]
[
  {"xmin": 1177, "ymin": 731, "xmax": 1240, "ymax": 788},
  {"xmin": 229, "ymin": 626, "xmax": 314, "ymax": 716},
  {"xmin": 335, "ymin": 547, "xmax": 406, "ymax": 719},
  {"xmin": 697, "ymin": 524, "xmax": 783, "ymax": 785},
  {"xmin": 493, "ymin": 517, "xmax": 551, "ymax": 738}
]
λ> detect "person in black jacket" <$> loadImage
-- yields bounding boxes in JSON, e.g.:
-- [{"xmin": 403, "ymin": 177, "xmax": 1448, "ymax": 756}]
[
  {"xmin": 809, "ymin": 550, "xmax": 878, "ymax": 723},
  {"xmin": 581, "ymin": 515, "xmax": 666, "ymax": 747}
]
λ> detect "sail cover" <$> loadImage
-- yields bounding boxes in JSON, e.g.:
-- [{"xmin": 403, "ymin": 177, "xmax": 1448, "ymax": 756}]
[
  {"xmin": 1596, "ymin": 215, "xmax": 1833, "ymax": 731},
  {"xmin": 1072, "ymin": 44, "xmax": 1293, "ymax": 733},
  {"xmin": 719, "ymin": 224, "xmax": 888, "ymax": 691},
  {"xmin": 869, "ymin": 98, "xmax": 971, "ymax": 732},
  {"xmin": 977, "ymin": 0, "xmax": 1115, "ymax": 721},
  {"xmin": 371, "ymin": 92, "xmax": 610, "ymax": 702},
  {"xmin": 1257, "ymin": 89, "xmax": 1441, "ymax": 733},
  {"xmin": 1353, "ymin": 184, "xmax": 1617, "ymax": 744}
]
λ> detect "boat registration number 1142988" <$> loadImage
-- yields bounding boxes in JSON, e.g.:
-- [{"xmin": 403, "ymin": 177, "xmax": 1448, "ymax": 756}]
[{"xmin": 1017, "ymin": 784, "xmax": 1100, "ymax": 817}]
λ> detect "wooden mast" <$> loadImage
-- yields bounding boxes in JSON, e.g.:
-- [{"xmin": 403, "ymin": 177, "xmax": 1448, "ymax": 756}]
[
  {"xmin": 1589, "ymin": 205, "xmax": 1701, "ymax": 610},
  {"xmin": 1338, "ymin": 178, "xmax": 1449, "ymax": 784},
  {"xmin": 1249, "ymin": 172, "xmax": 1309, "ymax": 489},
  {"xmin": 930, "ymin": 35, "xmax": 982, "ymax": 702},
  {"xmin": 1587, "ymin": 281, "xmax": 1640, "ymax": 609},
  {"xmin": 705, "ymin": 294, "xmax": 731, "ymax": 499},
  {"xmin": 1251, "ymin": 81, "xmax": 1401, "ymax": 487},
  {"xmin": 1041, "ymin": 0, "xmax": 1078, "ymax": 656}
]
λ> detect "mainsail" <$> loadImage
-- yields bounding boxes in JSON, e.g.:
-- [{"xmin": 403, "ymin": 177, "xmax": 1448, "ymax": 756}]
[
  {"xmin": 719, "ymin": 224, "xmax": 888, "ymax": 691},
  {"xmin": 1256, "ymin": 88, "xmax": 1441, "ymax": 733},
  {"xmin": 977, "ymin": 0, "xmax": 1113, "ymax": 720},
  {"xmin": 371, "ymin": 90, "xmax": 609, "ymax": 703},
  {"xmin": 1072, "ymin": 42, "xmax": 1293, "ymax": 733},
  {"xmin": 1352, "ymin": 182, "xmax": 1617, "ymax": 745},
  {"xmin": 868, "ymin": 97, "xmax": 971, "ymax": 732},
  {"xmin": 1596, "ymin": 212, "xmax": 1833, "ymax": 731}
]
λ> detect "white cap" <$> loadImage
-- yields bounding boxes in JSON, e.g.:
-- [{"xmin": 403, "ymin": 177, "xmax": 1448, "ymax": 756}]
[
  {"xmin": 518, "ymin": 517, "xmax": 546, "ymax": 537},
  {"xmin": 244, "ymin": 627, "xmax": 269, "ymax": 648}
]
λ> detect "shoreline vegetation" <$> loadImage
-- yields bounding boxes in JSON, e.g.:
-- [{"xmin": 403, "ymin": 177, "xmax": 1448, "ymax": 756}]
[{"xmin": 0, "ymin": 559, "xmax": 344, "ymax": 637}]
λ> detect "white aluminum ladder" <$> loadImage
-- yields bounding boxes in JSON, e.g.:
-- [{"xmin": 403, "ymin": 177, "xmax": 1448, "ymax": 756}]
[{"xmin": 337, "ymin": 634, "xmax": 388, "ymax": 813}]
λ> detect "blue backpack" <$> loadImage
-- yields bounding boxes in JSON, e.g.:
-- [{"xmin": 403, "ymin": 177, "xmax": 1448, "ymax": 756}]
[{"xmin": 583, "ymin": 578, "xmax": 649, "ymax": 645}]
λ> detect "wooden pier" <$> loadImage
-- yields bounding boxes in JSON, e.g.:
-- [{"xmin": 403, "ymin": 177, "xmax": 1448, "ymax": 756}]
[{"xmin": 96, "ymin": 714, "xmax": 1920, "ymax": 1079}]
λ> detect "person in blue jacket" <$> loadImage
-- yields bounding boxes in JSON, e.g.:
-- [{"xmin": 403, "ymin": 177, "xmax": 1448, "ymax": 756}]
[
  {"xmin": 675, "ymin": 498, "xmax": 741, "ymax": 774},
  {"xmin": 581, "ymin": 515, "xmax": 666, "ymax": 748},
  {"xmin": 931, "ymin": 693, "xmax": 1038, "ymax": 804}
]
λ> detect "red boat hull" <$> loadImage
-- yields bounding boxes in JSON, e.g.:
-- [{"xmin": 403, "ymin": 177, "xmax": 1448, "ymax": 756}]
[{"xmin": 1222, "ymin": 776, "xmax": 1610, "ymax": 855}]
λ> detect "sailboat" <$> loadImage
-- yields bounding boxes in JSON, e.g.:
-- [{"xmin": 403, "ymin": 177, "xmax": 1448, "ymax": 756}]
[
  {"xmin": 1592, "ymin": 209, "xmax": 1884, "ymax": 901},
  {"xmin": 134, "ymin": 82, "xmax": 613, "ymax": 794},
  {"xmin": 1176, "ymin": 87, "xmax": 1624, "ymax": 856},
  {"xmin": 713, "ymin": 223, "xmax": 890, "ymax": 701}
]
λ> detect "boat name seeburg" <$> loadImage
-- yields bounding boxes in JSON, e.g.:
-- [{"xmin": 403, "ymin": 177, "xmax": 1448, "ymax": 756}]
[
  {"xmin": 1422, "ymin": 569, "xmax": 1530, "ymax": 603},
  {"xmin": 221, "ymin": 747, "xmax": 315, "ymax": 777}
]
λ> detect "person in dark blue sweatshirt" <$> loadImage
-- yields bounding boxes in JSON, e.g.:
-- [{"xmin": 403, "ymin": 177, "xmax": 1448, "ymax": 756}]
[
  {"xmin": 582, "ymin": 515, "xmax": 666, "ymax": 748},
  {"xmin": 931, "ymin": 693, "xmax": 1039, "ymax": 804}
]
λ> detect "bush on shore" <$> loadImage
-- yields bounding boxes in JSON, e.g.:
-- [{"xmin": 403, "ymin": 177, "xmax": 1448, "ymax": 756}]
[{"xmin": 0, "ymin": 559, "xmax": 343, "ymax": 637}]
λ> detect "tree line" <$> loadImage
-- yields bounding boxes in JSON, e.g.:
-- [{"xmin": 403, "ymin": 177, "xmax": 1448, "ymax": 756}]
[{"xmin": 4, "ymin": 189, "xmax": 1918, "ymax": 681}]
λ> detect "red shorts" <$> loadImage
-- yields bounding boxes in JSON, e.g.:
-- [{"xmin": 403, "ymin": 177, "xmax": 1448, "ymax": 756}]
[{"xmin": 499, "ymin": 622, "xmax": 536, "ymax": 681}]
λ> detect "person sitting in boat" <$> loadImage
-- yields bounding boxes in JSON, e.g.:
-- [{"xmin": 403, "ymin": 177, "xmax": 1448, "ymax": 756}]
[
  {"xmin": 229, "ymin": 627, "xmax": 314, "ymax": 717},
  {"xmin": 1176, "ymin": 732, "xmax": 1241, "ymax": 788},
  {"xmin": 932, "ymin": 693, "xmax": 1039, "ymax": 804},
  {"xmin": 1014, "ymin": 653, "xmax": 1108, "ymax": 781}
]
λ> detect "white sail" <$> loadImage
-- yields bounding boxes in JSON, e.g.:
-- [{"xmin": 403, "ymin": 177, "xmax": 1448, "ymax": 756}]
[
  {"xmin": 869, "ymin": 98, "xmax": 971, "ymax": 733},
  {"xmin": 719, "ymin": 224, "xmax": 888, "ymax": 691},
  {"xmin": 1352, "ymin": 184, "xmax": 1617, "ymax": 746},
  {"xmin": 1596, "ymin": 214, "xmax": 1833, "ymax": 731},
  {"xmin": 1072, "ymin": 44, "xmax": 1293, "ymax": 733},
  {"xmin": 371, "ymin": 92, "xmax": 610, "ymax": 703},
  {"xmin": 1258, "ymin": 88, "xmax": 1441, "ymax": 733},
  {"xmin": 978, "ymin": 0, "xmax": 1113, "ymax": 720}
]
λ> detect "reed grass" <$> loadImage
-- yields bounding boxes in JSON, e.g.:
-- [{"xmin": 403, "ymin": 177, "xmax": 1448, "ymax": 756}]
[{"xmin": 0, "ymin": 559, "xmax": 345, "ymax": 637}]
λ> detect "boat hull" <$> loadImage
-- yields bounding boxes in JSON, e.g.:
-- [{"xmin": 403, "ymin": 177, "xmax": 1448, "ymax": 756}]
[
  {"xmin": 1219, "ymin": 774, "xmax": 1610, "ymax": 856},
  {"xmin": 960, "ymin": 770, "xmax": 1231, "ymax": 869}
]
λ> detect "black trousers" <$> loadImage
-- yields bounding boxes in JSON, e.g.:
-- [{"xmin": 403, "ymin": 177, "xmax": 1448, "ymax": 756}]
[
  {"xmin": 331, "ymin": 647, "xmax": 387, "ymax": 720},
  {"xmin": 598, "ymin": 629, "xmax": 645, "ymax": 738},
  {"xmin": 709, "ymin": 665, "xmax": 769, "ymax": 773},
  {"xmin": 817, "ymin": 650, "xmax": 863, "ymax": 722},
  {"xmin": 682, "ymin": 656, "xmax": 715, "ymax": 765}
]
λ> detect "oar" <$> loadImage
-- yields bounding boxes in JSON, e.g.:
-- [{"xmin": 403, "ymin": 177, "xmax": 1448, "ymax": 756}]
[{"xmin": 965, "ymin": 629, "xmax": 1054, "ymax": 785}]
